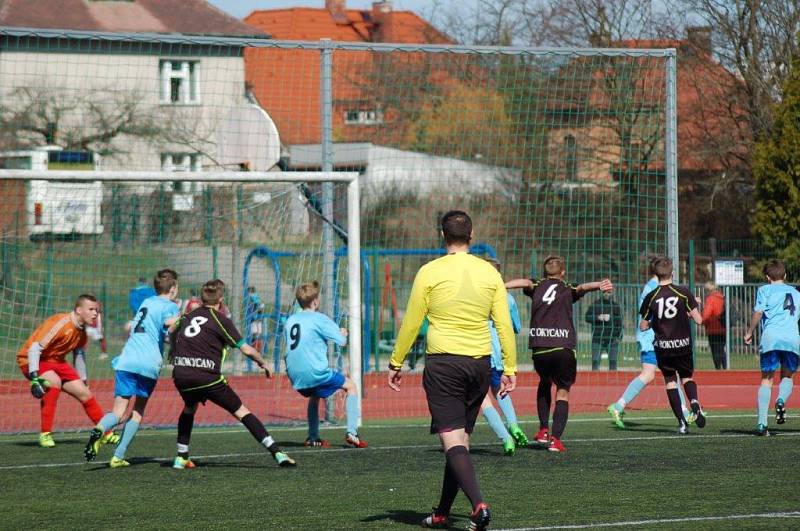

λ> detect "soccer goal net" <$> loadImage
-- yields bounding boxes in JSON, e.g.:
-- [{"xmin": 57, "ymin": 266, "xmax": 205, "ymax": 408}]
[{"xmin": 0, "ymin": 28, "xmax": 705, "ymax": 435}]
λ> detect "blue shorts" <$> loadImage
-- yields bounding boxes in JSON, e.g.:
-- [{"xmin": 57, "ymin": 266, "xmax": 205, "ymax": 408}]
[
  {"xmin": 298, "ymin": 372, "xmax": 346, "ymax": 399},
  {"xmin": 640, "ymin": 351, "xmax": 657, "ymax": 365},
  {"xmin": 490, "ymin": 368, "xmax": 503, "ymax": 390},
  {"xmin": 760, "ymin": 351, "xmax": 799, "ymax": 373},
  {"xmin": 114, "ymin": 370, "xmax": 157, "ymax": 398}
]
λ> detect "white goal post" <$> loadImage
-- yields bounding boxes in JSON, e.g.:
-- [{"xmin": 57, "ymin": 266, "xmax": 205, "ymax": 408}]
[{"xmin": 0, "ymin": 169, "xmax": 364, "ymax": 407}]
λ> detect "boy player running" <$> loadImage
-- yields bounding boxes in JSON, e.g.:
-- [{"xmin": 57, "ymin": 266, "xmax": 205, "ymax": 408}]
[{"xmin": 639, "ymin": 256, "xmax": 706, "ymax": 433}]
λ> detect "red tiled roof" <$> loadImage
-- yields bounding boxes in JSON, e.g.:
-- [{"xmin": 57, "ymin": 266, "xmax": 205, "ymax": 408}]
[
  {"xmin": 0, "ymin": 0, "xmax": 266, "ymax": 36},
  {"xmin": 244, "ymin": 6, "xmax": 450, "ymax": 145}
]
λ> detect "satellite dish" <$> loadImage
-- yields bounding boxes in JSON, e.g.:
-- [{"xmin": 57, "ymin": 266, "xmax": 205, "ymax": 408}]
[{"xmin": 216, "ymin": 102, "xmax": 281, "ymax": 171}]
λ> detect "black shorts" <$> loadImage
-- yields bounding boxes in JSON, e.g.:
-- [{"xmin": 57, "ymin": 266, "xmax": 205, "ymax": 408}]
[
  {"xmin": 175, "ymin": 378, "xmax": 242, "ymax": 415},
  {"xmin": 532, "ymin": 348, "xmax": 577, "ymax": 390},
  {"xmin": 656, "ymin": 353, "xmax": 694, "ymax": 380},
  {"xmin": 422, "ymin": 354, "xmax": 490, "ymax": 435}
]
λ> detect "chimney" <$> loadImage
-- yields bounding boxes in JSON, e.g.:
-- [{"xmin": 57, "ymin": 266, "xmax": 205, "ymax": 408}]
[
  {"xmin": 686, "ymin": 26, "xmax": 712, "ymax": 56},
  {"xmin": 326, "ymin": 0, "xmax": 348, "ymax": 24},
  {"xmin": 371, "ymin": 1, "xmax": 394, "ymax": 41}
]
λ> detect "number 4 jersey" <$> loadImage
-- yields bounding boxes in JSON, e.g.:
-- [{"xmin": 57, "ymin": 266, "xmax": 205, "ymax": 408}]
[
  {"xmin": 754, "ymin": 283, "xmax": 800, "ymax": 354},
  {"xmin": 283, "ymin": 310, "xmax": 346, "ymax": 391},
  {"xmin": 639, "ymin": 284, "xmax": 698, "ymax": 358},
  {"xmin": 524, "ymin": 278, "xmax": 585, "ymax": 351},
  {"xmin": 114, "ymin": 295, "xmax": 179, "ymax": 379},
  {"xmin": 171, "ymin": 306, "xmax": 245, "ymax": 388}
]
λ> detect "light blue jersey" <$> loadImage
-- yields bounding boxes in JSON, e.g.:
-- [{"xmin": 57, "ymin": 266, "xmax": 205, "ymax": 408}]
[
  {"xmin": 113, "ymin": 295, "xmax": 179, "ymax": 379},
  {"xmin": 635, "ymin": 277, "xmax": 659, "ymax": 352},
  {"xmin": 755, "ymin": 283, "xmax": 800, "ymax": 354},
  {"xmin": 284, "ymin": 310, "xmax": 347, "ymax": 391},
  {"xmin": 490, "ymin": 294, "xmax": 522, "ymax": 371}
]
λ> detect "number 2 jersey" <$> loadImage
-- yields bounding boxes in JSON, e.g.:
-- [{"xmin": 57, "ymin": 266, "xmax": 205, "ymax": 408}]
[
  {"xmin": 171, "ymin": 306, "xmax": 246, "ymax": 389},
  {"xmin": 114, "ymin": 295, "xmax": 179, "ymax": 379},
  {"xmin": 639, "ymin": 283, "xmax": 698, "ymax": 358},
  {"xmin": 754, "ymin": 283, "xmax": 800, "ymax": 354},
  {"xmin": 524, "ymin": 278, "xmax": 585, "ymax": 352},
  {"xmin": 283, "ymin": 310, "xmax": 346, "ymax": 391}
]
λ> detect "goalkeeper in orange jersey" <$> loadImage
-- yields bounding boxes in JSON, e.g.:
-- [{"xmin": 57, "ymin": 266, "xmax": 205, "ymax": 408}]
[{"xmin": 17, "ymin": 294, "xmax": 117, "ymax": 448}]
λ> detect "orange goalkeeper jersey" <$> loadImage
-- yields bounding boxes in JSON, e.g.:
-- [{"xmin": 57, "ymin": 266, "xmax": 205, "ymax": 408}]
[{"xmin": 17, "ymin": 312, "xmax": 87, "ymax": 368}]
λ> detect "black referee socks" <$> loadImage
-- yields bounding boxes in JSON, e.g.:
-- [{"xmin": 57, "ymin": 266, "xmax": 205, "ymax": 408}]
[{"xmin": 444, "ymin": 445, "xmax": 483, "ymax": 509}]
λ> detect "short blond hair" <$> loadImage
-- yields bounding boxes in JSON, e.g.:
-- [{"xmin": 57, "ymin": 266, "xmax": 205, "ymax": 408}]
[{"xmin": 295, "ymin": 281, "xmax": 320, "ymax": 309}]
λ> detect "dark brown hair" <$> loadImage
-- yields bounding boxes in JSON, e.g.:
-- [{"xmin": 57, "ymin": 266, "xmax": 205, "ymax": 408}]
[
  {"xmin": 652, "ymin": 256, "xmax": 673, "ymax": 281},
  {"xmin": 74, "ymin": 293, "xmax": 97, "ymax": 309},
  {"xmin": 441, "ymin": 210, "xmax": 472, "ymax": 246},
  {"xmin": 154, "ymin": 269, "xmax": 179, "ymax": 295},
  {"xmin": 763, "ymin": 259, "xmax": 786, "ymax": 282},
  {"xmin": 200, "ymin": 279, "xmax": 225, "ymax": 306}
]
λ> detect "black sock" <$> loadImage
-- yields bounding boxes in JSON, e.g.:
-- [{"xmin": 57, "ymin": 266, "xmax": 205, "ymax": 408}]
[
  {"xmin": 683, "ymin": 380, "xmax": 699, "ymax": 403},
  {"xmin": 177, "ymin": 412, "xmax": 194, "ymax": 448},
  {"xmin": 240, "ymin": 413, "xmax": 278, "ymax": 451},
  {"xmin": 551, "ymin": 400, "xmax": 569, "ymax": 438},
  {"xmin": 666, "ymin": 388, "xmax": 686, "ymax": 422},
  {"xmin": 436, "ymin": 462, "xmax": 459, "ymax": 516},
  {"xmin": 444, "ymin": 445, "xmax": 483, "ymax": 510},
  {"xmin": 537, "ymin": 379, "xmax": 552, "ymax": 429}
]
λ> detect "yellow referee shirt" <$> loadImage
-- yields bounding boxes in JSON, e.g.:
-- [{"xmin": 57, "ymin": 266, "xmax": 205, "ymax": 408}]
[{"xmin": 389, "ymin": 252, "xmax": 517, "ymax": 375}]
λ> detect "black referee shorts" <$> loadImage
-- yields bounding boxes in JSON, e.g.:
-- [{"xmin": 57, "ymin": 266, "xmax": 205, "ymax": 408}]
[
  {"xmin": 422, "ymin": 354, "xmax": 490, "ymax": 435},
  {"xmin": 175, "ymin": 379, "xmax": 243, "ymax": 415},
  {"xmin": 656, "ymin": 352, "xmax": 694, "ymax": 380},
  {"xmin": 532, "ymin": 348, "xmax": 577, "ymax": 390}
]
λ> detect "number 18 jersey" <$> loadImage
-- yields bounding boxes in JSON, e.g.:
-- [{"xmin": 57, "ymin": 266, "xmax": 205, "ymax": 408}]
[
  {"xmin": 639, "ymin": 283, "xmax": 697, "ymax": 358},
  {"xmin": 283, "ymin": 310, "xmax": 346, "ymax": 390},
  {"xmin": 754, "ymin": 283, "xmax": 800, "ymax": 354}
]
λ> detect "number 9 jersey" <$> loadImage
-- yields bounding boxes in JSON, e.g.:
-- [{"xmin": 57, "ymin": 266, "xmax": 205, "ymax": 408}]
[
  {"xmin": 283, "ymin": 311, "xmax": 347, "ymax": 391},
  {"xmin": 639, "ymin": 284, "xmax": 698, "ymax": 358},
  {"xmin": 114, "ymin": 295, "xmax": 180, "ymax": 379}
]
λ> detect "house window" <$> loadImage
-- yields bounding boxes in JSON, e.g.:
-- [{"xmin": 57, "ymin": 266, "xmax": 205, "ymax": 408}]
[
  {"xmin": 344, "ymin": 109, "xmax": 383, "ymax": 125},
  {"xmin": 564, "ymin": 135, "xmax": 577, "ymax": 180},
  {"xmin": 161, "ymin": 153, "xmax": 202, "ymax": 194},
  {"xmin": 160, "ymin": 60, "xmax": 200, "ymax": 105}
]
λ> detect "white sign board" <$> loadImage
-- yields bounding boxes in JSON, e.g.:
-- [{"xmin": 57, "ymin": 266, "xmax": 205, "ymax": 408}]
[{"xmin": 715, "ymin": 260, "xmax": 744, "ymax": 286}]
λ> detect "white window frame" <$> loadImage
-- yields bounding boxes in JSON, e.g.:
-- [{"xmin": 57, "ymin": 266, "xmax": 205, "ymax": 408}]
[
  {"xmin": 161, "ymin": 153, "xmax": 203, "ymax": 194},
  {"xmin": 160, "ymin": 60, "xmax": 200, "ymax": 105},
  {"xmin": 344, "ymin": 109, "xmax": 384, "ymax": 125}
]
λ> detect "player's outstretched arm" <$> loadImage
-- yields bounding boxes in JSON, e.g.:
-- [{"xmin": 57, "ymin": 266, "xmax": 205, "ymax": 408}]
[
  {"xmin": 689, "ymin": 308, "xmax": 703, "ymax": 325},
  {"xmin": 744, "ymin": 311, "xmax": 763, "ymax": 345},
  {"xmin": 240, "ymin": 343, "xmax": 270, "ymax": 377},
  {"xmin": 577, "ymin": 278, "xmax": 613, "ymax": 295},
  {"xmin": 504, "ymin": 278, "xmax": 532, "ymax": 290}
]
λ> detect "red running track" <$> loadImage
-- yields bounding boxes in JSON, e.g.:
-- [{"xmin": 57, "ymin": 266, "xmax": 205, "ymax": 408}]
[{"xmin": 0, "ymin": 371, "xmax": 761, "ymax": 433}]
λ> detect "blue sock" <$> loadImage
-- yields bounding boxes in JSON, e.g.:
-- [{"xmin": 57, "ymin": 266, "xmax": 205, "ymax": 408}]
[
  {"xmin": 97, "ymin": 412, "xmax": 119, "ymax": 432},
  {"xmin": 307, "ymin": 399, "xmax": 320, "ymax": 440},
  {"xmin": 345, "ymin": 394, "xmax": 359, "ymax": 435},
  {"xmin": 483, "ymin": 405, "xmax": 511, "ymax": 442},
  {"xmin": 677, "ymin": 382, "xmax": 689, "ymax": 412},
  {"xmin": 496, "ymin": 394, "xmax": 518, "ymax": 427},
  {"xmin": 616, "ymin": 377, "xmax": 647, "ymax": 411},
  {"xmin": 114, "ymin": 419, "xmax": 140, "ymax": 460},
  {"xmin": 778, "ymin": 378, "xmax": 793, "ymax": 404},
  {"xmin": 758, "ymin": 385, "xmax": 771, "ymax": 426}
]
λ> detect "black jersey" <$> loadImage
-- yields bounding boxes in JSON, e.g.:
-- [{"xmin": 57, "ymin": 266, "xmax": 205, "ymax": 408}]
[
  {"xmin": 171, "ymin": 306, "xmax": 244, "ymax": 388},
  {"xmin": 524, "ymin": 277, "xmax": 584, "ymax": 351},
  {"xmin": 639, "ymin": 283, "xmax": 698, "ymax": 358}
]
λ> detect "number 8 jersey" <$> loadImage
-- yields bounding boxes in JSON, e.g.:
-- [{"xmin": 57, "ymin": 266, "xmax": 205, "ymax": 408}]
[{"xmin": 639, "ymin": 283, "xmax": 698, "ymax": 358}]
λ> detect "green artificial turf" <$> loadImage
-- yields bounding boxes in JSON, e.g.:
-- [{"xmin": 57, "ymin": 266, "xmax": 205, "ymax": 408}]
[{"xmin": 0, "ymin": 411, "xmax": 798, "ymax": 530}]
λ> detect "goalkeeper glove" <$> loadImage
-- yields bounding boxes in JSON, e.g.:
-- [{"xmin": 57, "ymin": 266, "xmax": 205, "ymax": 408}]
[{"xmin": 29, "ymin": 372, "xmax": 50, "ymax": 399}]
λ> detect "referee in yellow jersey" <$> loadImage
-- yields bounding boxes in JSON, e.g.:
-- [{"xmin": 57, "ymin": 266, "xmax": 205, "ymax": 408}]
[{"xmin": 388, "ymin": 210, "xmax": 517, "ymax": 531}]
